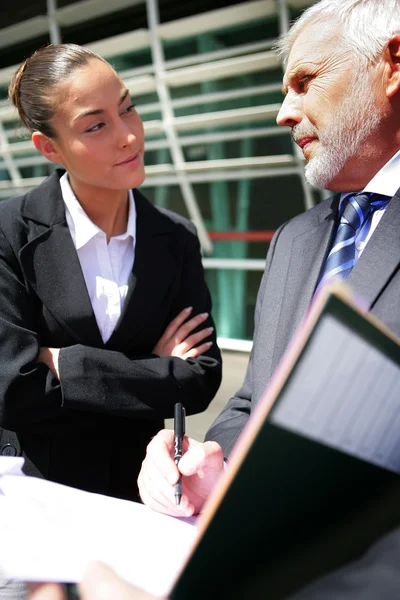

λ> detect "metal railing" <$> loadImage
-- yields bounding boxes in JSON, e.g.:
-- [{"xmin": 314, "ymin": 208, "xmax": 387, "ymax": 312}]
[{"xmin": 0, "ymin": 0, "xmax": 318, "ymax": 347}]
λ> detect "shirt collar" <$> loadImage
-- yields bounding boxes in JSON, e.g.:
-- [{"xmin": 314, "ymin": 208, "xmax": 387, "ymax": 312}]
[
  {"xmin": 60, "ymin": 172, "xmax": 136, "ymax": 250},
  {"xmin": 339, "ymin": 149, "xmax": 400, "ymax": 208},
  {"xmin": 363, "ymin": 149, "xmax": 400, "ymax": 197}
]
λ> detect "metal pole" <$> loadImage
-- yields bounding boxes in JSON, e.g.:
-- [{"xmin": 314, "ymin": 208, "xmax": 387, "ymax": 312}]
[
  {"xmin": 276, "ymin": 0, "xmax": 316, "ymax": 210},
  {"xmin": 0, "ymin": 122, "xmax": 23, "ymax": 187},
  {"xmin": 145, "ymin": 0, "xmax": 213, "ymax": 254},
  {"xmin": 47, "ymin": 0, "xmax": 61, "ymax": 44}
]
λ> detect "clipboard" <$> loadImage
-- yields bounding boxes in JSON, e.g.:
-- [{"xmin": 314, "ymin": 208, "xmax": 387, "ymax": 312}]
[{"xmin": 169, "ymin": 283, "xmax": 400, "ymax": 599}]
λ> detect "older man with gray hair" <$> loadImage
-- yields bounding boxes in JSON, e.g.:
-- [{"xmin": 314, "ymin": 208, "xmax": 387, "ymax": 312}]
[
  {"xmin": 138, "ymin": 1, "xmax": 400, "ymax": 594},
  {"xmin": 140, "ymin": 0, "xmax": 400, "ymax": 510}
]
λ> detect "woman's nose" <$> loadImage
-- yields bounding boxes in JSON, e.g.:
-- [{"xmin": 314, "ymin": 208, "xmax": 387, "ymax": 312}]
[{"xmin": 117, "ymin": 121, "xmax": 136, "ymax": 147}]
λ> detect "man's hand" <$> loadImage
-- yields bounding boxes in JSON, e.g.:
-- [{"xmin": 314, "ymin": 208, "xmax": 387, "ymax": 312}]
[
  {"xmin": 37, "ymin": 347, "xmax": 60, "ymax": 379},
  {"xmin": 138, "ymin": 429, "xmax": 225, "ymax": 516},
  {"xmin": 28, "ymin": 562, "xmax": 157, "ymax": 600},
  {"xmin": 152, "ymin": 307, "xmax": 213, "ymax": 359}
]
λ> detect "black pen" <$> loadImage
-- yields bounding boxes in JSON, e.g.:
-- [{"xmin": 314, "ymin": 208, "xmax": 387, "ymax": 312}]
[{"xmin": 174, "ymin": 402, "xmax": 185, "ymax": 505}]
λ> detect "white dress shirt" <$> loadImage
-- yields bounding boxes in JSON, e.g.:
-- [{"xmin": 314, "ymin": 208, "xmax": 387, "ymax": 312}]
[
  {"xmin": 60, "ymin": 172, "xmax": 136, "ymax": 343},
  {"xmin": 339, "ymin": 149, "xmax": 400, "ymax": 260}
]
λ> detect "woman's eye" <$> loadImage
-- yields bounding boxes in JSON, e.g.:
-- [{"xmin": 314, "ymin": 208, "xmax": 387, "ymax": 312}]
[
  {"xmin": 122, "ymin": 103, "xmax": 136, "ymax": 115},
  {"xmin": 85, "ymin": 122, "xmax": 105, "ymax": 133}
]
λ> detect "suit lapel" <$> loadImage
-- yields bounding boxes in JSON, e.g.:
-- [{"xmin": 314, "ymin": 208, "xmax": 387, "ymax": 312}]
[
  {"xmin": 19, "ymin": 171, "xmax": 103, "ymax": 346},
  {"xmin": 348, "ymin": 191, "xmax": 400, "ymax": 308},
  {"xmin": 106, "ymin": 190, "xmax": 177, "ymax": 348},
  {"xmin": 274, "ymin": 190, "xmax": 400, "ymax": 365},
  {"xmin": 273, "ymin": 196, "xmax": 339, "ymax": 363}
]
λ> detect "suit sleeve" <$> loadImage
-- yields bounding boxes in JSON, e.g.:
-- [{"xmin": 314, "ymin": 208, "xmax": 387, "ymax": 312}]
[
  {"xmin": 205, "ymin": 223, "xmax": 285, "ymax": 457},
  {"xmin": 286, "ymin": 526, "xmax": 400, "ymax": 600},
  {"xmin": 0, "ymin": 225, "xmax": 64, "ymax": 430},
  {"xmin": 0, "ymin": 223, "xmax": 222, "ymax": 431}
]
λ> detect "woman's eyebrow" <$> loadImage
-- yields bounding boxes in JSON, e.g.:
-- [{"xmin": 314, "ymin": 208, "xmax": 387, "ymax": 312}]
[{"xmin": 73, "ymin": 89, "xmax": 130, "ymax": 122}]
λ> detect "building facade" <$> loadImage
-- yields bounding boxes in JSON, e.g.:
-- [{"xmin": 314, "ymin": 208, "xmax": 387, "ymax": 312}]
[{"xmin": 0, "ymin": 0, "xmax": 322, "ymax": 349}]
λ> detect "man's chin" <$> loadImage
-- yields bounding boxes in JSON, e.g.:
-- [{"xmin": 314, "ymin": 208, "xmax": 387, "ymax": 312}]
[
  {"xmin": 304, "ymin": 155, "xmax": 342, "ymax": 190},
  {"xmin": 304, "ymin": 164, "xmax": 327, "ymax": 189}
]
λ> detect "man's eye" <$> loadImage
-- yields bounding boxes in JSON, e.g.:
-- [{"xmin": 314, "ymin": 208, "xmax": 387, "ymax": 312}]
[{"xmin": 298, "ymin": 76, "xmax": 311, "ymax": 91}]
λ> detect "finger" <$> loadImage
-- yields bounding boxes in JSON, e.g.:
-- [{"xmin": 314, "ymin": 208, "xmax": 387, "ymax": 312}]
[
  {"xmin": 178, "ymin": 327, "xmax": 213, "ymax": 352},
  {"xmin": 138, "ymin": 451, "xmax": 194, "ymax": 516},
  {"xmin": 138, "ymin": 460, "xmax": 180, "ymax": 515},
  {"xmin": 144, "ymin": 430, "xmax": 178, "ymax": 485},
  {"xmin": 27, "ymin": 582, "xmax": 66, "ymax": 600},
  {"xmin": 171, "ymin": 312, "xmax": 209, "ymax": 346},
  {"xmin": 79, "ymin": 561, "xmax": 155, "ymax": 600},
  {"xmin": 137, "ymin": 430, "xmax": 193, "ymax": 515},
  {"xmin": 182, "ymin": 341, "xmax": 213, "ymax": 360},
  {"xmin": 139, "ymin": 473, "xmax": 194, "ymax": 517},
  {"xmin": 179, "ymin": 441, "xmax": 224, "ymax": 478},
  {"xmin": 159, "ymin": 307, "xmax": 193, "ymax": 342}
]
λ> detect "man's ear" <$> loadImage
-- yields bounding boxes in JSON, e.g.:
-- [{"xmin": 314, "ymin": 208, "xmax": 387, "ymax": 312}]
[
  {"xmin": 385, "ymin": 35, "xmax": 400, "ymax": 98},
  {"xmin": 32, "ymin": 131, "xmax": 63, "ymax": 164}
]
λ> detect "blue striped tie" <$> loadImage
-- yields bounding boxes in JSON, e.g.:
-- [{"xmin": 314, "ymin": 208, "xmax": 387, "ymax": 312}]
[{"xmin": 317, "ymin": 192, "xmax": 390, "ymax": 290}]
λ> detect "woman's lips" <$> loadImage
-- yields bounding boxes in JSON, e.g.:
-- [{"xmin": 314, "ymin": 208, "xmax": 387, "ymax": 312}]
[{"xmin": 115, "ymin": 153, "xmax": 140, "ymax": 167}]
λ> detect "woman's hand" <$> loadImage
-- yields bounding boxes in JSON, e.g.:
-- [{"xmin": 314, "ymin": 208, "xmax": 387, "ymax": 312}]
[
  {"xmin": 152, "ymin": 307, "xmax": 214, "ymax": 360},
  {"xmin": 36, "ymin": 307, "xmax": 213, "ymax": 376},
  {"xmin": 37, "ymin": 347, "xmax": 60, "ymax": 379}
]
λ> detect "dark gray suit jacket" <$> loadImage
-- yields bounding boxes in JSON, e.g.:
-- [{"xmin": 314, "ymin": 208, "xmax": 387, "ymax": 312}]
[
  {"xmin": 205, "ymin": 190, "xmax": 400, "ymax": 598},
  {"xmin": 0, "ymin": 170, "xmax": 222, "ymax": 501},
  {"xmin": 206, "ymin": 190, "xmax": 400, "ymax": 454}
]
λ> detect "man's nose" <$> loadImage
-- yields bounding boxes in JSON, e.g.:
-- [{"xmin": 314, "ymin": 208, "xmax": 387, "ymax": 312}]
[{"xmin": 276, "ymin": 91, "xmax": 303, "ymax": 128}]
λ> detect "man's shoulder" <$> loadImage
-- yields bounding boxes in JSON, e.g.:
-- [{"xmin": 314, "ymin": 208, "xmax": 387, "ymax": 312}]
[{"xmin": 279, "ymin": 195, "xmax": 338, "ymax": 238}]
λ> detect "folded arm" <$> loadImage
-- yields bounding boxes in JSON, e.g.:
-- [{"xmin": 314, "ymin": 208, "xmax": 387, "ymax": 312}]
[{"xmin": 0, "ymin": 225, "xmax": 222, "ymax": 431}]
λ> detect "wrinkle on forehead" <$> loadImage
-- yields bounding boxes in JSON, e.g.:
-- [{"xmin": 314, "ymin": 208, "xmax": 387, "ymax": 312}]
[
  {"xmin": 289, "ymin": 17, "xmax": 343, "ymax": 57},
  {"xmin": 282, "ymin": 23, "xmax": 355, "ymax": 92}
]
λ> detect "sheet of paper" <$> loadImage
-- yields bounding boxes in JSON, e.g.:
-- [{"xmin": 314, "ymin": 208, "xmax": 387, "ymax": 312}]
[
  {"xmin": 271, "ymin": 313, "xmax": 400, "ymax": 473},
  {"xmin": 0, "ymin": 456, "xmax": 25, "ymax": 478},
  {"xmin": 0, "ymin": 460, "xmax": 198, "ymax": 597}
]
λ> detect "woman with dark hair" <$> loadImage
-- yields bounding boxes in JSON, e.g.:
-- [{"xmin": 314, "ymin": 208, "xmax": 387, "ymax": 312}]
[{"xmin": 0, "ymin": 44, "xmax": 221, "ymax": 503}]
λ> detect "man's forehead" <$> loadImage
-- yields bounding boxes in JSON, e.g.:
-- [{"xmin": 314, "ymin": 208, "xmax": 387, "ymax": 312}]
[
  {"xmin": 283, "ymin": 22, "xmax": 341, "ymax": 85},
  {"xmin": 282, "ymin": 58, "xmax": 319, "ymax": 87},
  {"xmin": 288, "ymin": 21, "xmax": 341, "ymax": 62}
]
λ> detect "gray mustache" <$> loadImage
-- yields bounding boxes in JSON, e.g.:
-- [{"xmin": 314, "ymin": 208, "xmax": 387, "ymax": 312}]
[{"xmin": 292, "ymin": 125, "xmax": 318, "ymax": 143}]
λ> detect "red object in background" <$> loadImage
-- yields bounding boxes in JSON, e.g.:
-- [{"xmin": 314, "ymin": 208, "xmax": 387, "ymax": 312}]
[{"xmin": 208, "ymin": 231, "xmax": 275, "ymax": 242}]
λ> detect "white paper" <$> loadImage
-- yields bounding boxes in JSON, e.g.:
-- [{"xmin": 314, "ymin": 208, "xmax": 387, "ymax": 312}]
[
  {"xmin": 271, "ymin": 314, "xmax": 400, "ymax": 473},
  {"xmin": 0, "ymin": 459, "xmax": 198, "ymax": 597},
  {"xmin": 0, "ymin": 456, "xmax": 25, "ymax": 479}
]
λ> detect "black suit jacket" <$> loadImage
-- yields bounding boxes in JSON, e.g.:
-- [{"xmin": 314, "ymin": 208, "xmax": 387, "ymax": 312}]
[{"xmin": 0, "ymin": 170, "xmax": 221, "ymax": 500}]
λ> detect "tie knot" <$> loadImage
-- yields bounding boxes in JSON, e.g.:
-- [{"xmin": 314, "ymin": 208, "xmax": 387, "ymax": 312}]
[{"xmin": 341, "ymin": 192, "xmax": 390, "ymax": 231}]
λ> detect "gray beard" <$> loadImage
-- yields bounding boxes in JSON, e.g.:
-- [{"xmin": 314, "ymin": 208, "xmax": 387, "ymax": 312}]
[{"xmin": 303, "ymin": 74, "xmax": 381, "ymax": 189}]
